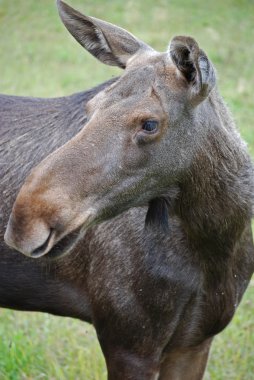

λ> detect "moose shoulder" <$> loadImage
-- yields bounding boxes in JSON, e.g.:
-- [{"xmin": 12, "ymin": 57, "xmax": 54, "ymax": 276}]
[{"xmin": 1, "ymin": 1, "xmax": 254, "ymax": 379}]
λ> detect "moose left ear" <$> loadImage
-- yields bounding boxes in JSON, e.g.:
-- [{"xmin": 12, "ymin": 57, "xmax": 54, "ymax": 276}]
[
  {"xmin": 169, "ymin": 36, "xmax": 216, "ymax": 104},
  {"xmin": 57, "ymin": 0, "xmax": 152, "ymax": 69}
]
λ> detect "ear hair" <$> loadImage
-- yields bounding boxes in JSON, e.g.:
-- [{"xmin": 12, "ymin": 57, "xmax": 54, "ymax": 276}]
[
  {"xmin": 145, "ymin": 198, "xmax": 170, "ymax": 232},
  {"xmin": 169, "ymin": 36, "xmax": 216, "ymax": 104},
  {"xmin": 170, "ymin": 36, "xmax": 199, "ymax": 82}
]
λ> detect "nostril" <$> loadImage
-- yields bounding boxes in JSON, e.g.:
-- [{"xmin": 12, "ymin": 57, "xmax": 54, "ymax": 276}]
[{"xmin": 30, "ymin": 228, "xmax": 54, "ymax": 258}]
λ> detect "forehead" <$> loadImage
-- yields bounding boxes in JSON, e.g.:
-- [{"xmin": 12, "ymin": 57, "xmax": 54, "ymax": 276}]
[{"xmin": 87, "ymin": 52, "xmax": 185, "ymax": 111}]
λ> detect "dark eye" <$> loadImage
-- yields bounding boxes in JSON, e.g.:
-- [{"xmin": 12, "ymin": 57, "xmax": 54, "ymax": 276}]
[{"xmin": 141, "ymin": 120, "xmax": 158, "ymax": 133}]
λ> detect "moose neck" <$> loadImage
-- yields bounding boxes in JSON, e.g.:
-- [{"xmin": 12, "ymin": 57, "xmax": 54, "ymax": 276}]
[{"xmin": 176, "ymin": 101, "xmax": 253, "ymax": 256}]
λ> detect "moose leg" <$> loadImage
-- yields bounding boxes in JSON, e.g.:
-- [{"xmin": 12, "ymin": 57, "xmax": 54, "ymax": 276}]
[
  {"xmin": 159, "ymin": 339, "xmax": 212, "ymax": 380},
  {"xmin": 101, "ymin": 345, "xmax": 160, "ymax": 380}
]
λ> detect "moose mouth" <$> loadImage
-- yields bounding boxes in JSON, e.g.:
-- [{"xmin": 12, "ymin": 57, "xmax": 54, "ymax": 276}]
[{"xmin": 31, "ymin": 227, "xmax": 83, "ymax": 260}]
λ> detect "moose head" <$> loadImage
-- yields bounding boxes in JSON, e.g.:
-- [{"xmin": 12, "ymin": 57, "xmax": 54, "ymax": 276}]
[{"xmin": 4, "ymin": 0, "xmax": 216, "ymax": 258}]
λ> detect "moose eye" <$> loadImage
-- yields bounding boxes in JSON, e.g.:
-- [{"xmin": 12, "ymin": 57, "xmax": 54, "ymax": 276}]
[{"xmin": 141, "ymin": 120, "xmax": 158, "ymax": 133}]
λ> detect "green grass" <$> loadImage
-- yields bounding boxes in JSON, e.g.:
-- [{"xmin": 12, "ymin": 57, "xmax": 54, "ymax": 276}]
[
  {"xmin": 1, "ymin": 0, "xmax": 254, "ymax": 379},
  {"xmin": 0, "ymin": 311, "xmax": 106, "ymax": 380}
]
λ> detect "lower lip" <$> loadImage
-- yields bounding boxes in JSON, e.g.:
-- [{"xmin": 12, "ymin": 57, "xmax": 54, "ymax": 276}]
[
  {"xmin": 44, "ymin": 228, "xmax": 82, "ymax": 260},
  {"xmin": 40, "ymin": 210, "xmax": 95, "ymax": 260}
]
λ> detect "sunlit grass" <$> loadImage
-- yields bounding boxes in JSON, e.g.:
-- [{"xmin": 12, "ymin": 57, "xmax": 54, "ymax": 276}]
[
  {"xmin": 0, "ymin": 0, "xmax": 254, "ymax": 379},
  {"xmin": 0, "ymin": 311, "xmax": 106, "ymax": 380}
]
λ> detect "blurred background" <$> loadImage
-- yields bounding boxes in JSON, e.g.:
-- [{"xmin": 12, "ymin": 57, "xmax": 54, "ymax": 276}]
[{"xmin": 0, "ymin": 0, "xmax": 254, "ymax": 379}]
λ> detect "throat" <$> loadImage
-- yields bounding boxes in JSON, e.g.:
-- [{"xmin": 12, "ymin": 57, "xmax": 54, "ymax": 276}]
[{"xmin": 176, "ymin": 150, "xmax": 253, "ymax": 254}]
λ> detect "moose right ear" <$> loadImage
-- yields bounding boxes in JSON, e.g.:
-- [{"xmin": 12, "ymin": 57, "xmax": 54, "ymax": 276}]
[
  {"xmin": 169, "ymin": 36, "xmax": 216, "ymax": 104},
  {"xmin": 57, "ymin": 0, "xmax": 152, "ymax": 69}
]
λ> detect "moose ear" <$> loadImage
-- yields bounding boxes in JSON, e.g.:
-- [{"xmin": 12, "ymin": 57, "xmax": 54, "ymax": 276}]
[
  {"xmin": 57, "ymin": 0, "xmax": 151, "ymax": 69},
  {"xmin": 169, "ymin": 36, "xmax": 216, "ymax": 104}
]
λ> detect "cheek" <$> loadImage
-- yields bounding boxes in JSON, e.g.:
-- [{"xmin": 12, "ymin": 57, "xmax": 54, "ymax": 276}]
[{"xmin": 119, "ymin": 142, "xmax": 150, "ymax": 172}]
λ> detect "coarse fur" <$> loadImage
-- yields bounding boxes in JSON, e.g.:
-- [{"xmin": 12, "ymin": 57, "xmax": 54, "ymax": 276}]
[{"xmin": 1, "ymin": 1, "xmax": 254, "ymax": 379}]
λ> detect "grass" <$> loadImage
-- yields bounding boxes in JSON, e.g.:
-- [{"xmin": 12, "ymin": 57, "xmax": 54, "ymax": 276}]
[
  {"xmin": 0, "ymin": 311, "xmax": 106, "ymax": 380},
  {"xmin": 0, "ymin": 0, "xmax": 254, "ymax": 379}
]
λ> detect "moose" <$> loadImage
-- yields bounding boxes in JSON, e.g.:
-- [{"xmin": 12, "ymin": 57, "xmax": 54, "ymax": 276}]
[{"xmin": 1, "ymin": 1, "xmax": 254, "ymax": 379}]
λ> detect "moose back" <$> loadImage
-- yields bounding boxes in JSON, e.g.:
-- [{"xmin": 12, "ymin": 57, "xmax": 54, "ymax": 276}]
[{"xmin": 1, "ymin": 1, "xmax": 254, "ymax": 379}]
